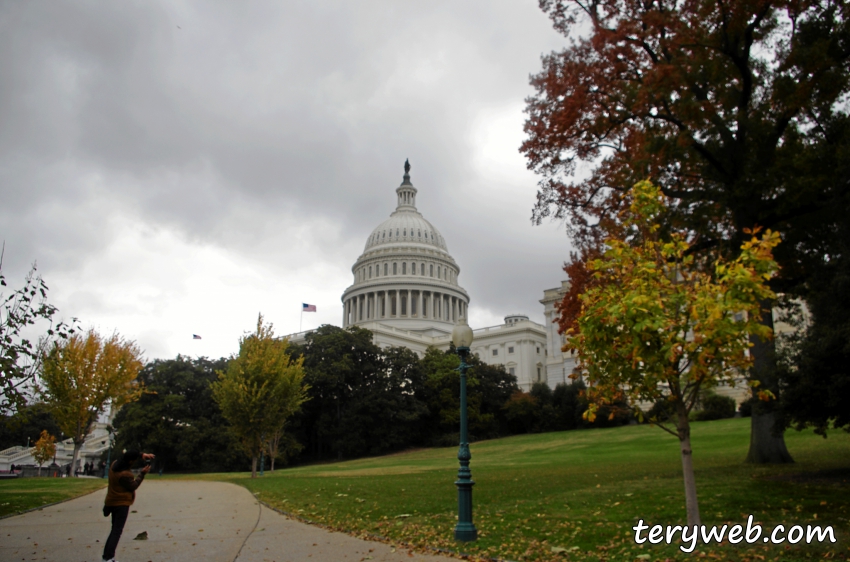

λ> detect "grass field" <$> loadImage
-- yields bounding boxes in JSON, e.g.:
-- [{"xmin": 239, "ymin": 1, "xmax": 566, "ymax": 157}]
[
  {"xmin": 0, "ymin": 477, "xmax": 106, "ymax": 519},
  {"xmin": 184, "ymin": 418, "xmax": 849, "ymax": 561}
]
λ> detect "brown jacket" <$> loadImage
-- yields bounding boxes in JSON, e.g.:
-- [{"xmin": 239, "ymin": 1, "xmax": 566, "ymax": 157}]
[{"xmin": 104, "ymin": 462, "xmax": 146, "ymax": 507}]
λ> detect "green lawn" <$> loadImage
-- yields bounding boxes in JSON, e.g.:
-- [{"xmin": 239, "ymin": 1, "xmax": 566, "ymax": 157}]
[
  {"xmin": 0, "ymin": 477, "xmax": 106, "ymax": 518},
  {"xmin": 182, "ymin": 418, "xmax": 849, "ymax": 561}
]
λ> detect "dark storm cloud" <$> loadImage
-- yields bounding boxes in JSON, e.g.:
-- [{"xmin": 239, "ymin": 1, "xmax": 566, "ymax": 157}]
[{"xmin": 1, "ymin": 0, "xmax": 570, "ymax": 332}]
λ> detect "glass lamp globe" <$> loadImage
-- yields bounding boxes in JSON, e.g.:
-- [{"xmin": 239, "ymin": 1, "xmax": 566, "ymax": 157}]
[{"xmin": 452, "ymin": 317, "xmax": 474, "ymax": 348}]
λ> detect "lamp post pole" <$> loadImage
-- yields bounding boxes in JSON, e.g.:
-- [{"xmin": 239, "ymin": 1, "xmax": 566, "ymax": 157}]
[
  {"xmin": 103, "ymin": 432, "xmax": 113, "ymax": 479},
  {"xmin": 452, "ymin": 317, "xmax": 477, "ymax": 542}
]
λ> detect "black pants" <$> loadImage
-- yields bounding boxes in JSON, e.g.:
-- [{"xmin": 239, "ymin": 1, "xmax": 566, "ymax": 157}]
[{"xmin": 102, "ymin": 505, "xmax": 130, "ymax": 560}]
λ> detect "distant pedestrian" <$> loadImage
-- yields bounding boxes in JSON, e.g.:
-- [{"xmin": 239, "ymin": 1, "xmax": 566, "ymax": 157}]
[
  {"xmin": 65, "ymin": 464, "xmax": 70, "ymax": 477},
  {"xmin": 101, "ymin": 450, "xmax": 155, "ymax": 562}
]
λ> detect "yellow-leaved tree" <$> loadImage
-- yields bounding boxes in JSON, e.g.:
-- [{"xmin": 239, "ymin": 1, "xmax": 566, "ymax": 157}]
[
  {"xmin": 40, "ymin": 330, "xmax": 144, "ymax": 476},
  {"xmin": 569, "ymin": 181, "xmax": 780, "ymax": 526},
  {"xmin": 32, "ymin": 429, "xmax": 56, "ymax": 476},
  {"xmin": 212, "ymin": 314, "xmax": 308, "ymax": 478}
]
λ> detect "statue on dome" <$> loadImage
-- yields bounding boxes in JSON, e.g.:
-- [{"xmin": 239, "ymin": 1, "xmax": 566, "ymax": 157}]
[{"xmin": 404, "ymin": 159, "xmax": 411, "ymax": 175}]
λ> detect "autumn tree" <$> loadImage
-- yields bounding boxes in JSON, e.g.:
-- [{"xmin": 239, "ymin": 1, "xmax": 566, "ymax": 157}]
[
  {"xmin": 523, "ymin": 0, "xmax": 849, "ymax": 463},
  {"xmin": 569, "ymin": 181, "xmax": 779, "ymax": 525},
  {"xmin": 211, "ymin": 315, "xmax": 308, "ymax": 478},
  {"xmin": 40, "ymin": 330, "xmax": 144, "ymax": 476},
  {"xmin": 32, "ymin": 429, "xmax": 56, "ymax": 476}
]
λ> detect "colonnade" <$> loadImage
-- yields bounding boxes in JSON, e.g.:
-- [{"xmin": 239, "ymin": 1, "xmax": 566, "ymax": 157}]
[{"xmin": 343, "ymin": 289, "xmax": 466, "ymax": 327}]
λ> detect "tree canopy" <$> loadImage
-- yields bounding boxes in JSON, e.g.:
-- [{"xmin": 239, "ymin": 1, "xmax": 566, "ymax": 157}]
[
  {"xmin": 0, "ymin": 256, "xmax": 75, "ymax": 414},
  {"xmin": 522, "ymin": 0, "xmax": 849, "ymax": 462},
  {"xmin": 112, "ymin": 355, "xmax": 246, "ymax": 473}
]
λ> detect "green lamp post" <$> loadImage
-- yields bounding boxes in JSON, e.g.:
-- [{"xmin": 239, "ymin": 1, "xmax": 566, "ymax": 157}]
[{"xmin": 452, "ymin": 317, "xmax": 478, "ymax": 542}]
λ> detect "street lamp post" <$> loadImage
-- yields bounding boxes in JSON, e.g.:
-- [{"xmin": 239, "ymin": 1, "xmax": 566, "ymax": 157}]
[
  {"xmin": 103, "ymin": 430, "xmax": 114, "ymax": 479},
  {"xmin": 452, "ymin": 317, "xmax": 478, "ymax": 542}
]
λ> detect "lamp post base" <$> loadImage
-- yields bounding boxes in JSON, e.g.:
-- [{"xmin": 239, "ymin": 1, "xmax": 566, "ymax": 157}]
[
  {"xmin": 454, "ymin": 478, "xmax": 477, "ymax": 542},
  {"xmin": 454, "ymin": 523, "xmax": 478, "ymax": 542}
]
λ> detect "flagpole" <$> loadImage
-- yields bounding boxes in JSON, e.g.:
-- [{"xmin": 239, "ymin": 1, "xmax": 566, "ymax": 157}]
[{"xmin": 300, "ymin": 308, "xmax": 303, "ymax": 333}]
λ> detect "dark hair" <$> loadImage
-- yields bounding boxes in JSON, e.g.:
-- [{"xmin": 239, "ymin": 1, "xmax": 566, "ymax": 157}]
[{"xmin": 112, "ymin": 450, "xmax": 142, "ymax": 472}]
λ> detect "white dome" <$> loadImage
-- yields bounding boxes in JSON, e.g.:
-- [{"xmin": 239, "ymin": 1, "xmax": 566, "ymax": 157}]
[
  {"xmin": 341, "ymin": 161, "xmax": 469, "ymax": 333},
  {"xmin": 365, "ymin": 213, "xmax": 448, "ymax": 252}
]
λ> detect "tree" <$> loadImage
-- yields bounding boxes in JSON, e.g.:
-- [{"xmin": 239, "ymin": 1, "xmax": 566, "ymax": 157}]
[
  {"xmin": 568, "ymin": 181, "xmax": 779, "ymax": 525},
  {"xmin": 523, "ymin": 0, "xmax": 849, "ymax": 463},
  {"xmin": 32, "ymin": 429, "xmax": 56, "ymax": 476},
  {"xmin": 294, "ymin": 326, "xmax": 429, "ymax": 460},
  {"xmin": 112, "ymin": 356, "xmax": 246, "ymax": 473},
  {"xmin": 779, "ymin": 218, "xmax": 850, "ymax": 435},
  {"xmin": 0, "ymin": 252, "xmax": 74, "ymax": 414},
  {"xmin": 211, "ymin": 315, "xmax": 308, "ymax": 478},
  {"xmin": 40, "ymin": 329, "xmax": 144, "ymax": 476},
  {"xmin": 0, "ymin": 402, "xmax": 63, "ymax": 450}
]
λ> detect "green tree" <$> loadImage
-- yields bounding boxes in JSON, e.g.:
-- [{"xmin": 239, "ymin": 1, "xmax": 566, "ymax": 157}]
[
  {"xmin": 0, "ymin": 253, "xmax": 75, "ymax": 414},
  {"xmin": 112, "ymin": 356, "xmax": 245, "ymax": 473},
  {"xmin": 780, "ymin": 220, "xmax": 850, "ymax": 435},
  {"xmin": 211, "ymin": 315, "xmax": 308, "ymax": 478},
  {"xmin": 569, "ymin": 181, "xmax": 779, "ymax": 525},
  {"xmin": 40, "ymin": 329, "xmax": 144, "ymax": 476},
  {"xmin": 32, "ymin": 429, "xmax": 55, "ymax": 476},
  {"xmin": 0, "ymin": 402, "xmax": 63, "ymax": 450},
  {"xmin": 523, "ymin": 0, "xmax": 849, "ymax": 464},
  {"xmin": 295, "ymin": 325, "xmax": 429, "ymax": 460}
]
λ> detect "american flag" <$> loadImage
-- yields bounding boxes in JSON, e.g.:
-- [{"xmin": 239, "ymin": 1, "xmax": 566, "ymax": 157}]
[
  {"xmin": 302, "ymin": 303, "xmax": 317, "ymax": 312},
  {"xmin": 192, "ymin": 334, "xmax": 202, "ymax": 340}
]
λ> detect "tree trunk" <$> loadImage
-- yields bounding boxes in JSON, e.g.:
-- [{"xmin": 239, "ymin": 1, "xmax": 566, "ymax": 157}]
[
  {"xmin": 251, "ymin": 455, "xmax": 257, "ymax": 479},
  {"xmin": 677, "ymin": 407, "xmax": 701, "ymax": 526},
  {"xmin": 70, "ymin": 440, "xmax": 83, "ymax": 478},
  {"xmin": 746, "ymin": 300, "xmax": 794, "ymax": 464}
]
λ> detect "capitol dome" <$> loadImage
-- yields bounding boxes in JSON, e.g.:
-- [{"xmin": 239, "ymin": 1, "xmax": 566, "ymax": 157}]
[{"xmin": 342, "ymin": 161, "xmax": 469, "ymax": 335}]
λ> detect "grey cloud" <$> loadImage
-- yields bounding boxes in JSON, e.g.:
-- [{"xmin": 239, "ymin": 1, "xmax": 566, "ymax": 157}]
[{"xmin": 1, "ymin": 0, "xmax": 569, "ymax": 331}]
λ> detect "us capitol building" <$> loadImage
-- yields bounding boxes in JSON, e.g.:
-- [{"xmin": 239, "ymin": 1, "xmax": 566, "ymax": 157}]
[{"xmin": 291, "ymin": 161, "xmax": 576, "ymax": 391}]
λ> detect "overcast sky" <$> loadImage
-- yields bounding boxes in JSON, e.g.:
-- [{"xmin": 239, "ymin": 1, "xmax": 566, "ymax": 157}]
[{"xmin": 1, "ymin": 0, "xmax": 573, "ymax": 360}]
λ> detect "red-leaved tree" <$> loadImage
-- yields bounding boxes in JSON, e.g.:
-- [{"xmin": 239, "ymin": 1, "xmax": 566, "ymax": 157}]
[{"xmin": 522, "ymin": 0, "xmax": 849, "ymax": 463}]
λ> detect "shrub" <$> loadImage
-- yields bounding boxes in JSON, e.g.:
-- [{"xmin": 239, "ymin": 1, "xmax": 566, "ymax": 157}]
[{"xmin": 694, "ymin": 392, "xmax": 737, "ymax": 421}]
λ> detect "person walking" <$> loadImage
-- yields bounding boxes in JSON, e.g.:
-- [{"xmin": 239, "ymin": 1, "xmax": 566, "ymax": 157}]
[{"xmin": 101, "ymin": 450, "xmax": 154, "ymax": 562}]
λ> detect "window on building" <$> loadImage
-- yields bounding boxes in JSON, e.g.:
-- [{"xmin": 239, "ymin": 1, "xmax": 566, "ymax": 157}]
[
  {"xmin": 421, "ymin": 263, "xmax": 425, "ymax": 276},
  {"xmin": 508, "ymin": 346, "xmax": 514, "ymax": 354},
  {"xmin": 492, "ymin": 349, "xmax": 498, "ymax": 356},
  {"xmin": 401, "ymin": 295, "xmax": 407, "ymax": 315},
  {"xmin": 537, "ymin": 368, "xmax": 541, "ymax": 380},
  {"xmin": 430, "ymin": 264, "xmax": 434, "ymax": 277},
  {"xmin": 368, "ymin": 266, "xmax": 372, "ymax": 279},
  {"xmin": 536, "ymin": 347, "xmax": 540, "ymax": 354},
  {"xmin": 393, "ymin": 262, "xmax": 397, "ymax": 275},
  {"xmin": 391, "ymin": 295, "xmax": 396, "ymax": 315},
  {"xmin": 384, "ymin": 263, "xmax": 388, "ymax": 275},
  {"xmin": 509, "ymin": 367, "xmax": 515, "ymax": 376},
  {"xmin": 412, "ymin": 263, "xmax": 416, "ymax": 275},
  {"xmin": 438, "ymin": 268, "xmax": 441, "ymax": 279}
]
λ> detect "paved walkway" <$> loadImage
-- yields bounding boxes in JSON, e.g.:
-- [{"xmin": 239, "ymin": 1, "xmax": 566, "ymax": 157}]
[{"xmin": 0, "ymin": 480, "xmax": 457, "ymax": 562}]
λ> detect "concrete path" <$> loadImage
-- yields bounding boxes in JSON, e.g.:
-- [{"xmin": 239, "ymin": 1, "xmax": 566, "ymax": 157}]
[{"xmin": 0, "ymin": 480, "xmax": 457, "ymax": 562}]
